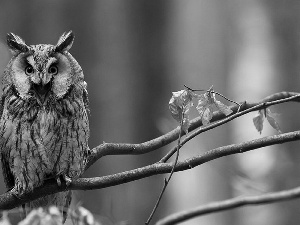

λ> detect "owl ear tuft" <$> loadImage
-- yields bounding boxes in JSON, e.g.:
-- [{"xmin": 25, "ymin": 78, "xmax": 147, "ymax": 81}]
[
  {"xmin": 55, "ymin": 31, "xmax": 74, "ymax": 52},
  {"xmin": 7, "ymin": 33, "xmax": 30, "ymax": 56}
]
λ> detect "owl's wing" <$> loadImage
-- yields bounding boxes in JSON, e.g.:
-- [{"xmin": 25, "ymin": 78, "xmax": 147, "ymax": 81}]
[
  {"xmin": 1, "ymin": 150, "xmax": 15, "ymax": 189},
  {"xmin": 0, "ymin": 94, "xmax": 15, "ymax": 189}
]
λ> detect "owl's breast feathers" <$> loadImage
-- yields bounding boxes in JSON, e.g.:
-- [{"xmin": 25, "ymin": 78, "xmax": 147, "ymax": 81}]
[{"xmin": 0, "ymin": 85, "xmax": 89, "ymax": 191}]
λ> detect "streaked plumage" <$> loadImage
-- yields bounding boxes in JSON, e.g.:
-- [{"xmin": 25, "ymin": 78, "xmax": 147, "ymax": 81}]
[{"xmin": 0, "ymin": 31, "xmax": 90, "ymax": 221}]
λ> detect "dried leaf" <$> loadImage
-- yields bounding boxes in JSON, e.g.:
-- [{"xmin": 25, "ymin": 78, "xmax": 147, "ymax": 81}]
[
  {"xmin": 194, "ymin": 93, "xmax": 208, "ymax": 106},
  {"xmin": 181, "ymin": 117, "xmax": 190, "ymax": 134},
  {"xmin": 169, "ymin": 90, "xmax": 194, "ymax": 133},
  {"xmin": 196, "ymin": 86, "xmax": 233, "ymax": 125},
  {"xmin": 253, "ymin": 108, "xmax": 281, "ymax": 134},
  {"xmin": 202, "ymin": 106, "xmax": 213, "ymax": 125},
  {"xmin": 266, "ymin": 108, "xmax": 281, "ymax": 133},
  {"xmin": 196, "ymin": 94, "xmax": 213, "ymax": 125},
  {"xmin": 253, "ymin": 110, "xmax": 264, "ymax": 134},
  {"xmin": 169, "ymin": 90, "xmax": 193, "ymax": 109},
  {"xmin": 197, "ymin": 105, "xmax": 213, "ymax": 125},
  {"xmin": 169, "ymin": 98, "xmax": 183, "ymax": 123},
  {"xmin": 170, "ymin": 86, "xmax": 235, "ymax": 129},
  {"xmin": 215, "ymin": 100, "xmax": 233, "ymax": 116}
]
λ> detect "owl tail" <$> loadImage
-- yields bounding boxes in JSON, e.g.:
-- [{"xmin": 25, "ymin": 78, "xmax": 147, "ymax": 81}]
[{"xmin": 24, "ymin": 191, "xmax": 72, "ymax": 223}]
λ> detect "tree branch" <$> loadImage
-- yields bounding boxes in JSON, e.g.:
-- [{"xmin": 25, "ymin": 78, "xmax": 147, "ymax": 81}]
[
  {"xmin": 1, "ymin": 130, "xmax": 300, "ymax": 210},
  {"xmin": 87, "ymin": 91, "xmax": 300, "ymax": 168},
  {"xmin": 156, "ymin": 186, "xmax": 300, "ymax": 225}
]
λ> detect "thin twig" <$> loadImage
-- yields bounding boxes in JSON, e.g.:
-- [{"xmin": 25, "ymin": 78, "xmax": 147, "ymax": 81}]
[
  {"xmin": 156, "ymin": 186, "xmax": 300, "ymax": 225},
  {"xmin": 183, "ymin": 84, "xmax": 205, "ymax": 92},
  {"xmin": 146, "ymin": 109, "xmax": 185, "ymax": 225},
  {"xmin": 213, "ymin": 91, "xmax": 241, "ymax": 107}
]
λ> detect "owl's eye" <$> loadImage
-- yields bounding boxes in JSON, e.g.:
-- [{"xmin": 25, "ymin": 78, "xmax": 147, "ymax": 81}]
[
  {"xmin": 48, "ymin": 65, "xmax": 58, "ymax": 75},
  {"xmin": 25, "ymin": 66, "xmax": 34, "ymax": 75}
]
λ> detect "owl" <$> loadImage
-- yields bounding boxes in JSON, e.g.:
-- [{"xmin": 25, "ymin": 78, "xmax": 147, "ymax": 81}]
[{"xmin": 0, "ymin": 31, "xmax": 90, "ymax": 221}]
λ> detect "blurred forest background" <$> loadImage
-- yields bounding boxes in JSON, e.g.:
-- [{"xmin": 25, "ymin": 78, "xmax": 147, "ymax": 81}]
[{"xmin": 0, "ymin": 1, "xmax": 299, "ymax": 225}]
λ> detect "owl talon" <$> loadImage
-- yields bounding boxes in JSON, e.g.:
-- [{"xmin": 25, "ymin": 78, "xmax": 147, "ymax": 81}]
[
  {"xmin": 64, "ymin": 175, "xmax": 72, "ymax": 186},
  {"xmin": 56, "ymin": 175, "xmax": 72, "ymax": 187},
  {"xmin": 10, "ymin": 186, "xmax": 26, "ymax": 199}
]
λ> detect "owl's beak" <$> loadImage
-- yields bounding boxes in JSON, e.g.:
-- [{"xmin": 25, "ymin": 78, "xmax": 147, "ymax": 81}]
[{"xmin": 31, "ymin": 82, "xmax": 52, "ymax": 103}]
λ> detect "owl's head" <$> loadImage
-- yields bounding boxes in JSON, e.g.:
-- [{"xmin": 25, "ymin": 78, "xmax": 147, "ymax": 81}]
[{"xmin": 3, "ymin": 31, "xmax": 85, "ymax": 105}]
